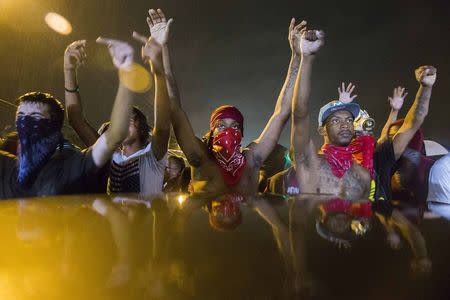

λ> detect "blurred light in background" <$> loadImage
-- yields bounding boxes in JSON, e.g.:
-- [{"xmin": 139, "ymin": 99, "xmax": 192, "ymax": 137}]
[
  {"xmin": 44, "ymin": 12, "xmax": 72, "ymax": 35},
  {"xmin": 118, "ymin": 63, "xmax": 152, "ymax": 93},
  {"xmin": 177, "ymin": 195, "xmax": 187, "ymax": 206},
  {"xmin": 0, "ymin": 0, "xmax": 46, "ymax": 32}
]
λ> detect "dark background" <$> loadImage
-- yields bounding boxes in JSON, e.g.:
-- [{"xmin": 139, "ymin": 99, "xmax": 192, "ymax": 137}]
[{"xmin": 0, "ymin": 0, "xmax": 448, "ymax": 148}]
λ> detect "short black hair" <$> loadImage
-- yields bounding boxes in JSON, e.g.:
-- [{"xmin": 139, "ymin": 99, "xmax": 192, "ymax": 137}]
[
  {"xmin": 132, "ymin": 106, "xmax": 151, "ymax": 144},
  {"xmin": 17, "ymin": 92, "xmax": 65, "ymax": 129}
]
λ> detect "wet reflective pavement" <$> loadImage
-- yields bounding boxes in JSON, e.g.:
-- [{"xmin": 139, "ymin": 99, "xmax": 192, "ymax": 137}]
[{"xmin": 0, "ymin": 193, "xmax": 449, "ymax": 299}]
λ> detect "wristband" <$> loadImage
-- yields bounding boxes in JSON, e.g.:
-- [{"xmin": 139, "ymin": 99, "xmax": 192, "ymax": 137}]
[{"xmin": 65, "ymin": 86, "xmax": 79, "ymax": 93}]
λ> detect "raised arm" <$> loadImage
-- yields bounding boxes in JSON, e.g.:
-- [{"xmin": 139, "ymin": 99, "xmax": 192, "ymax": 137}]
[
  {"xmin": 133, "ymin": 11, "xmax": 173, "ymax": 161},
  {"xmin": 392, "ymin": 66, "xmax": 436, "ymax": 159},
  {"xmin": 143, "ymin": 8, "xmax": 208, "ymax": 167},
  {"xmin": 63, "ymin": 40, "xmax": 100, "ymax": 147},
  {"xmin": 378, "ymin": 86, "xmax": 407, "ymax": 144},
  {"xmin": 290, "ymin": 28, "xmax": 324, "ymax": 163},
  {"xmin": 91, "ymin": 38, "xmax": 135, "ymax": 167},
  {"xmin": 248, "ymin": 19, "xmax": 306, "ymax": 167}
]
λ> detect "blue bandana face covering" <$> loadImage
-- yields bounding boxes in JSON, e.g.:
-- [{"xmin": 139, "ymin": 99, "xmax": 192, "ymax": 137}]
[{"xmin": 16, "ymin": 115, "xmax": 62, "ymax": 187}]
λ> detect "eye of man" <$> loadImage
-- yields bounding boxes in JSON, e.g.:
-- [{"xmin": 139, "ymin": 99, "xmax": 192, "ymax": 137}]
[{"xmin": 330, "ymin": 118, "xmax": 340, "ymax": 125}]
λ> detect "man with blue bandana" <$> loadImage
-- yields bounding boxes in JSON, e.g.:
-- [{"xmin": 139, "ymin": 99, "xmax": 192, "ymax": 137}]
[{"xmin": 0, "ymin": 38, "xmax": 135, "ymax": 199}]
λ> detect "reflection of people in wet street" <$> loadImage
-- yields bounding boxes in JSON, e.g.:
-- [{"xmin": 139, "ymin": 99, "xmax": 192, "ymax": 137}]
[
  {"xmin": 91, "ymin": 195, "xmax": 173, "ymax": 297},
  {"xmin": 375, "ymin": 208, "xmax": 431, "ymax": 274},
  {"xmin": 288, "ymin": 194, "xmax": 431, "ymax": 297}
]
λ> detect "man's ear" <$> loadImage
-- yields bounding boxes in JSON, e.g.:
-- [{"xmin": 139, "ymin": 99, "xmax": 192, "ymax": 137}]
[{"xmin": 318, "ymin": 125, "xmax": 326, "ymax": 136}]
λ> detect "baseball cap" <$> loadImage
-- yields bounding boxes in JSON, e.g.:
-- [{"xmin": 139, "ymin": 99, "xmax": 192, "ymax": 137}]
[{"xmin": 318, "ymin": 100, "xmax": 361, "ymax": 127}]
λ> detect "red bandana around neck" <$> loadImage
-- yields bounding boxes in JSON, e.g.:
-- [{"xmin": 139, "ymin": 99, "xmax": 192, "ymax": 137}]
[
  {"xmin": 320, "ymin": 198, "xmax": 373, "ymax": 219},
  {"xmin": 321, "ymin": 135, "xmax": 375, "ymax": 178},
  {"xmin": 212, "ymin": 128, "xmax": 246, "ymax": 187}
]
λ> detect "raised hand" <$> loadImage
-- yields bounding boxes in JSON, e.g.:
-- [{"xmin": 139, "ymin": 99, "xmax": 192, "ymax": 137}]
[
  {"xmin": 132, "ymin": 32, "xmax": 163, "ymax": 73},
  {"xmin": 389, "ymin": 86, "xmax": 408, "ymax": 111},
  {"xmin": 64, "ymin": 40, "xmax": 87, "ymax": 70},
  {"xmin": 415, "ymin": 65, "xmax": 437, "ymax": 87},
  {"xmin": 288, "ymin": 18, "xmax": 307, "ymax": 56},
  {"xmin": 300, "ymin": 29, "xmax": 325, "ymax": 56},
  {"xmin": 147, "ymin": 8, "xmax": 173, "ymax": 46},
  {"xmin": 338, "ymin": 82, "xmax": 357, "ymax": 103},
  {"xmin": 96, "ymin": 37, "xmax": 134, "ymax": 70}
]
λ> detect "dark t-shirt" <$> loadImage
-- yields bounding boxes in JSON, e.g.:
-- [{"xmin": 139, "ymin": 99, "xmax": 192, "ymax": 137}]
[
  {"xmin": 371, "ymin": 140, "xmax": 396, "ymax": 213},
  {"xmin": 0, "ymin": 147, "xmax": 101, "ymax": 199}
]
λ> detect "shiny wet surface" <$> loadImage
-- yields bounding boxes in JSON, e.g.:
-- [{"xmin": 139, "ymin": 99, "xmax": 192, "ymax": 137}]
[{"xmin": 0, "ymin": 193, "xmax": 449, "ymax": 299}]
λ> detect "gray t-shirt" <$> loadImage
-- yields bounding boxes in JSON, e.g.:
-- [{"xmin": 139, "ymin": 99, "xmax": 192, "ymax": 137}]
[
  {"xmin": 110, "ymin": 143, "xmax": 167, "ymax": 195},
  {"xmin": 427, "ymin": 153, "xmax": 450, "ymax": 203}
]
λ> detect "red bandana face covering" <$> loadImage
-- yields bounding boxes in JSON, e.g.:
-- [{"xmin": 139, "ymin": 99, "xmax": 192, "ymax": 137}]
[
  {"xmin": 321, "ymin": 135, "xmax": 375, "ymax": 178},
  {"xmin": 212, "ymin": 128, "xmax": 246, "ymax": 187}
]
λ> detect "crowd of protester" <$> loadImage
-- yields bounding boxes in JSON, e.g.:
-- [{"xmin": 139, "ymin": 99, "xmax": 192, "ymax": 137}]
[{"xmin": 0, "ymin": 8, "xmax": 448, "ymax": 220}]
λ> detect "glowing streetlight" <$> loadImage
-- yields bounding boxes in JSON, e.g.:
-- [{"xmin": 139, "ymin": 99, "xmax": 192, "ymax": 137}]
[{"xmin": 44, "ymin": 12, "xmax": 72, "ymax": 35}]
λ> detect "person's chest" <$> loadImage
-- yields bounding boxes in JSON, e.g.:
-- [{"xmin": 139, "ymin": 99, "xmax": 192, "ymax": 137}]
[
  {"xmin": 317, "ymin": 160, "xmax": 371, "ymax": 201},
  {"xmin": 191, "ymin": 157, "xmax": 259, "ymax": 194}
]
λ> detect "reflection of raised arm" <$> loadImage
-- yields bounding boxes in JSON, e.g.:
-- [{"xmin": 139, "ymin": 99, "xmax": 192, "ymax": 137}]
[
  {"xmin": 291, "ymin": 28, "xmax": 324, "ymax": 163},
  {"xmin": 252, "ymin": 197, "xmax": 290, "ymax": 257},
  {"xmin": 392, "ymin": 66, "xmax": 436, "ymax": 159},
  {"xmin": 145, "ymin": 9, "xmax": 207, "ymax": 167},
  {"xmin": 64, "ymin": 40, "xmax": 99, "ymax": 147},
  {"xmin": 91, "ymin": 38, "xmax": 135, "ymax": 167},
  {"xmin": 248, "ymin": 19, "xmax": 306, "ymax": 167},
  {"xmin": 390, "ymin": 209, "xmax": 431, "ymax": 274},
  {"xmin": 378, "ymin": 86, "xmax": 407, "ymax": 144},
  {"xmin": 92, "ymin": 198, "xmax": 130, "ymax": 286}
]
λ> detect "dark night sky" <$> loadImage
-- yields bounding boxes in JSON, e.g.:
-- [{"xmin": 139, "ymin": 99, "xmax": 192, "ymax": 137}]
[{"xmin": 0, "ymin": 0, "xmax": 449, "ymax": 148}]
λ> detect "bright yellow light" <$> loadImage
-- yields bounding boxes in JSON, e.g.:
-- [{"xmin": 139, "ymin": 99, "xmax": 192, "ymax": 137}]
[
  {"xmin": 177, "ymin": 195, "xmax": 187, "ymax": 206},
  {"xmin": 119, "ymin": 63, "xmax": 152, "ymax": 93},
  {"xmin": 44, "ymin": 12, "xmax": 72, "ymax": 35}
]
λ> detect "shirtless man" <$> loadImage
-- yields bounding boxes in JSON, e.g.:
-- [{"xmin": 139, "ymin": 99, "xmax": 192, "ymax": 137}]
[
  {"xmin": 135, "ymin": 9, "xmax": 307, "ymax": 194},
  {"xmin": 291, "ymin": 28, "xmax": 437, "ymax": 201}
]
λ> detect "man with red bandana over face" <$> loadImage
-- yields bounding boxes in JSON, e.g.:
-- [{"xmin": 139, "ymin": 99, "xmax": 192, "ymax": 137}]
[
  {"xmin": 154, "ymin": 9, "xmax": 308, "ymax": 194},
  {"xmin": 290, "ymin": 26, "xmax": 437, "ymax": 201}
]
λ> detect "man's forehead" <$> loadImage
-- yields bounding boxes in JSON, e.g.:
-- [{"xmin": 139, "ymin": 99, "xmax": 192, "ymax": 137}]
[
  {"xmin": 18, "ymin": 101, "xmax": 50, "ymax": 114},
  {"xmin": 217, "ymin": 118, "xmax": 239, "ymax": 124}
]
